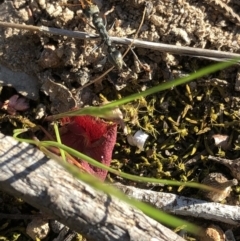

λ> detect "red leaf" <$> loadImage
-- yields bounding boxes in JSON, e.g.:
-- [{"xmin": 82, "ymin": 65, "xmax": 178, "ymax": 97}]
[{"xmin": 60, "ymin": 115, "xmax": 117, "ymax": 180}]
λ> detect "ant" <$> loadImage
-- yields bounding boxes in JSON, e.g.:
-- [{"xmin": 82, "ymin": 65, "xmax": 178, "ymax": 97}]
[{"xmin": 79, "ymin": 0, "xmax": 123, "ymax": 70}]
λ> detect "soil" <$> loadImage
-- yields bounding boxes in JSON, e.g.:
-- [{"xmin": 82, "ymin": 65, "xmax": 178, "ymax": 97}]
[{"xmin": 1, "ymin": 0, "xmax": 240, "ymax": 240}]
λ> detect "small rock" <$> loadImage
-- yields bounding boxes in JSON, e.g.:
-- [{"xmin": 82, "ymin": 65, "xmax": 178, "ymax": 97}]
[
  {"xmin": 212, "ymin": 134, "xmax": 230, "ymax": 150},
  {"xmin": 208, "ymin": 156, "xmax": 240, "ymax": 180},
  {"xmin": 225, "ymin": 229, "xmax": 236, "ymax": 241},
  {"xmin": 35, "ymin": 104, "xmax": 47, "ymax": 119},
  {"xmin": 0, "ymin": 64, "xmax": 39, "ymax": 100},
  {"xmin": 26, "ymin": 218, "xmax": 50, "ymax": 240},
  {"xmin": 127, "ymin": 130, "xmax": 149, "ymax": 150},
  {"xmin": 200, "ymin": 224, "xmax": 225, "ymax": 241},
  {"xmin": 201, "ymin": 172, "xmax": 238, "ymax": 202}
]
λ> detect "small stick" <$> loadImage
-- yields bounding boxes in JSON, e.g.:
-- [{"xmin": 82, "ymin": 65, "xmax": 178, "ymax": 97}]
[
  {"xmin": 76, "ymin": 66, "xmax": 114, "ymax": 91},
  {"xmin": 114, "ymin": 182, "xmax": 240, "ymax": 225},
  {"xmin": 130, "ymin": 47, "xmax": 151, "ymax": 72},
  {"xmin": 122, "ymin": 5, "xmax": 147, "ymax": 59},
  {"xmin": 0, "ymin": 21, "xmax": 239, "ymax": 62}
]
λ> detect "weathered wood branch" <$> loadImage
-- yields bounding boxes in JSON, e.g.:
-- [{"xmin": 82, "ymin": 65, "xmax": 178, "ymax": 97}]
[
  {"xmin": 0, "ymin": 133, "xmax": 185, "ymax": 241},
  {"xmin": 114, "ymin": 183, "xmax": 240, "ymax": 226}
]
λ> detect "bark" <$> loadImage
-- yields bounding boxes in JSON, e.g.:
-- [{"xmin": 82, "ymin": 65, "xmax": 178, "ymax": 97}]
[
  {"xmin": 0, "ymin": 133, "xmax": 185, "ymax": 241},
  {"xmin": 114, "ymin": 183, "xmax": 240, "ymax": 226}
]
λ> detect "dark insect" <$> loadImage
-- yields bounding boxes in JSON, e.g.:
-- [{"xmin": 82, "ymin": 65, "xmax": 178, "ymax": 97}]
[{"xmin": 80, "ymin": 0, "xmax": 123, "ymax": 69}]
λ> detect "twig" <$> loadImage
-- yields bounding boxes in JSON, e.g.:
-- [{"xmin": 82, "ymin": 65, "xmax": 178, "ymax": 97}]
[
  {"xmin": 76, "ymin": 66, "xmax": 114, "ymax": 91},
  {"xmin": 0, "ymin": 21, "xmax": 239, "ymax": 62},
  {"xmin": 114, "ymin": 183, "xmax": 240, "ymax": 225},
  {"xmin": 122, "ymin": 4, "xmax": 146, "ymax": 58}
]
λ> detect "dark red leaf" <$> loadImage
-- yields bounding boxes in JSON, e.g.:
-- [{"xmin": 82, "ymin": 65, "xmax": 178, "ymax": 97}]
[{"xmin": 60, "ymin": 115, "xmax": 117, "ymax": 180}]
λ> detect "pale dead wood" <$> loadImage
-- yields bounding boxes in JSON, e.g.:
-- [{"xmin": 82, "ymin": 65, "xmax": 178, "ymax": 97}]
[
  {"xmin": 0, "ymin": 133, "xmax": 185, "ymax": 241},
  {"xmin": 114, "ymin": 183, "xmax": 240, "ymax": 226}
]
